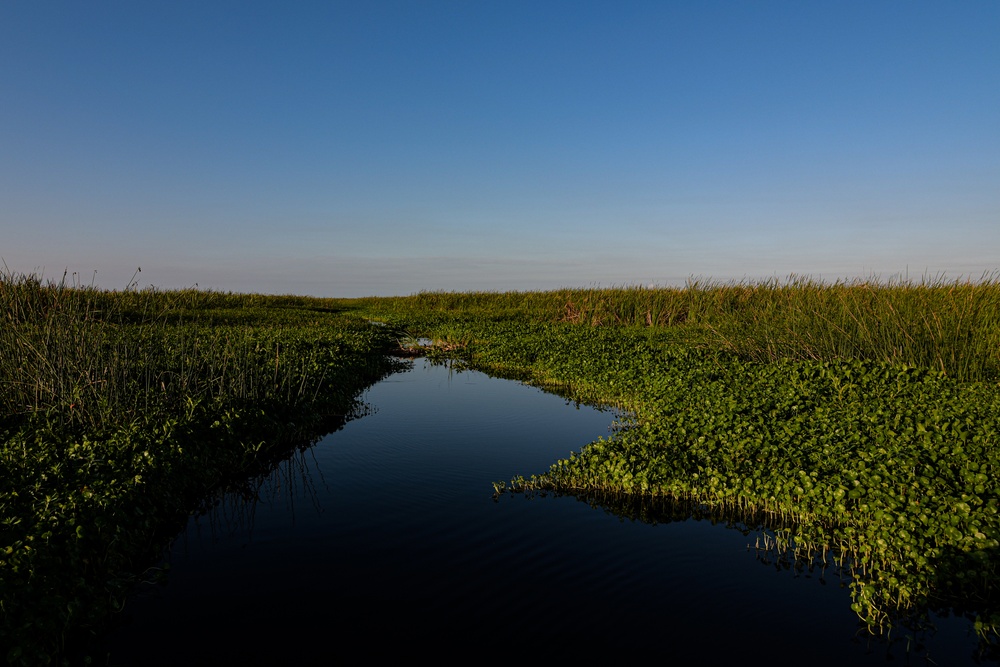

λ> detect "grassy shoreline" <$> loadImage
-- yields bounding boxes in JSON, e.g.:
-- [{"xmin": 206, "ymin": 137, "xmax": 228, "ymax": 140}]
[
  {"xmin": 352, "ymin": 279, "xmax": 1000, "ymax": 649},
  {"xmin": 1, "ymin": 274, "xmax": 403, "ymax": 664}
]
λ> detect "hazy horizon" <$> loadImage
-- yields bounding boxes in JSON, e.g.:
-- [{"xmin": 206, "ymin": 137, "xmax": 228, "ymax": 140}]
[{"xmin": 3, "ymin": 2, "xmax": 998, "ymax": 298}]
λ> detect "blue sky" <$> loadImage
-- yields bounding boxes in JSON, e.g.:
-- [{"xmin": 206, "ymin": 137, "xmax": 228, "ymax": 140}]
[{"xmin": 2, "ymin": 1, "xmax": 998, "ymax": 297}]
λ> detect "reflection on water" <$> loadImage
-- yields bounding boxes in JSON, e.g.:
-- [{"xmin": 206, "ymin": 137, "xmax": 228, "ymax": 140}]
[
  {"xmin": 183, "ymin": 447, "xmax": 330, "ymax": 549},
  {"xmin": 102, "ymin": 360, "xmax": 992, "ymax": 665},
  {"xmin": 546, "ymin": 487, "xmax": 999, "ymax": 663}
]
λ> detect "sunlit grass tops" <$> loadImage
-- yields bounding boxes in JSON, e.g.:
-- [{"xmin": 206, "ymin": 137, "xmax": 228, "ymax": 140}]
[{"xmin": 355, "ymin": 274, "xmax": 1000, "ymax": 382}]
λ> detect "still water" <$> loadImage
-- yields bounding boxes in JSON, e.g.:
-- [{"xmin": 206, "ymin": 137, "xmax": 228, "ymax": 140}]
[{"xmin": 104, "ymin": 359, "xmax": 985, "ymax": 664}]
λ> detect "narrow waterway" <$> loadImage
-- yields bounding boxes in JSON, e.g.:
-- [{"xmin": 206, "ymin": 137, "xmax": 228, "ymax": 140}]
[{"xmin": 103, "ymin": 359, "xmax": 986, "ymax": 664}]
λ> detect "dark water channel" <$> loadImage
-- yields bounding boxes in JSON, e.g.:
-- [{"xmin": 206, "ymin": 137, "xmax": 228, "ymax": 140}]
[{"xmin": 104, "ymin": 359, "xmax": 986, "ymax": 665}]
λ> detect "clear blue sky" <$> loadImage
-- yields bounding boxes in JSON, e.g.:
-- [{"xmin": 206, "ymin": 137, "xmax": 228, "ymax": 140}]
[{"xmin": 2, "ymin": 1, "xmax": 998, "ymax": 297}]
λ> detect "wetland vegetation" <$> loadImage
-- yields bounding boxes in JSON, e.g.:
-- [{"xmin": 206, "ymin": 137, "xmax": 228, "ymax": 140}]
[
  {"xmin": 357, "ymin": 277, "xmax": 1000, "ymax": 657},
  {"xmin": 0, "ymin": 272, "xmax": 403, "ymax": 663},
  {"xmin": 3, "ymin": 272, "xmax": 1000, "ymax": 663}
]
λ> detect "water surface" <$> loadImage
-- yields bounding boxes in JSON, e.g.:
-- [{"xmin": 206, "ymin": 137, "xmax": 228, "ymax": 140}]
[{"xmin": 104, "ymin": 360, "xmax": 987, "ymax": 664}]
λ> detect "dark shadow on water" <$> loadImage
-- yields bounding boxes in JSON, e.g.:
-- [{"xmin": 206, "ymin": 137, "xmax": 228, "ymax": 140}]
[{"xmin": 522, "ymin": 487, "xmax": 1000, "ymax": 665}]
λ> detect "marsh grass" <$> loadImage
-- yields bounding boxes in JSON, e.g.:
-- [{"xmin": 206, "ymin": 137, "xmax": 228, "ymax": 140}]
[
  {"xmin": 6, "ymin": 270, "xmax": 1000, "ymax": 661},
  {"xmin": 0, "ymin": 270, "xmax": 399, "ymax": 664},
  {"xmin": 0, "ymin": 271, "xmax": 369, "ymax": 434},
  {"xmin": 357, "ymin": 275, "xmax": 1000, "ymax": 381}
]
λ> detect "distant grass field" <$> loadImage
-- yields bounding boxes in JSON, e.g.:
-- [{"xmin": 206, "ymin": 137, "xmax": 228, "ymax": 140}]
[{"xmin": 355, "ymin": 275, "xmax": 1000, "ymax": 381}]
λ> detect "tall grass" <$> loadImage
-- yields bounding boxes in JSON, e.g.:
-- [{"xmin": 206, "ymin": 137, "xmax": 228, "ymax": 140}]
[
  {"xmin": 0, "ymin": 271, "xmax": 367, "ymax": 433},
  {"xmin": 695, "ymin": 276, "xmax": 1000, "ymax": 381},
  {"xmin": 356, "ymin": 275, "xmax": 1000, "ymax": 381}
]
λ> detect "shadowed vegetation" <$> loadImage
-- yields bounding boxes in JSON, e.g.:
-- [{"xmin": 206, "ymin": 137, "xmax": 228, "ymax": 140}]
[{"xmin": 0, "ymin": 271, "xmax": 402, "ymax": 664}]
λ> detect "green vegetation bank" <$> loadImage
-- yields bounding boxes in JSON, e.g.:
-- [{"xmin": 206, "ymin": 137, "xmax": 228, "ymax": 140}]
[
  {"xmin": 354, "ymin": 278, "xmax": 1000, "ymax": 649},
  {"xmin": 0, "ymin": 274, "xmax": 403, "ymax": 664}
]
